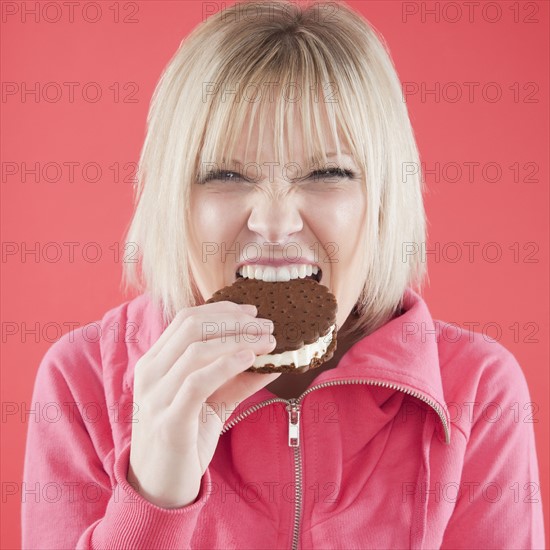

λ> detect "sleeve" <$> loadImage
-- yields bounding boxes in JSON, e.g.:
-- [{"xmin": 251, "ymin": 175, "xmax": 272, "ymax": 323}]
[
  {"xmin": 21, "ymin": 337, "xmax": 213, "ymax": 550},
  {"xmin": 440, "ymin": 348, "xmax": 545, "ymax": 549}
]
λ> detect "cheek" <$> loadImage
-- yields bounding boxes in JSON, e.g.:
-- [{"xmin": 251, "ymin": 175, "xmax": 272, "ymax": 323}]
[
  {"xmin": 188, "ymin": 191, "xmax": 247, "ymax": 299},
  {"xmin": 190, "ymin": 191, "xmax": 242, "ymax": 246},
  {"xmin": 307, "ymin": 190, "xmax": 366, "ymax": 262}
]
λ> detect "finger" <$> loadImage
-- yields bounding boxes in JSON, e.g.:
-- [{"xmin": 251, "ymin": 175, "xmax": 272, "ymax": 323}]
[
  {"xmin": 162, "ymin": 332, "xmax": 277, "ymax": 387},
  {"xmin": 171, "ymin": 349, "xmax": 261, "ymax": 411},
  {"xmin": 153, "ymin": 312, "xmax": 274, "ymax": 377},
  {"xmin": 147, "ymin": 301, "xmax": 257, "ymax": 358}
]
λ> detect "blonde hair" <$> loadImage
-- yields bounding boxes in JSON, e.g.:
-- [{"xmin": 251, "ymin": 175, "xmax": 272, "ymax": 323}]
[{"xmin": 122, "ymin": 0, "xmax": 427, "ymax": 339}]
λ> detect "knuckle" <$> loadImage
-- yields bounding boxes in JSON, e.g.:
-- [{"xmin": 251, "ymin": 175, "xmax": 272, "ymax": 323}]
[
  {"xmin": 217, "ymin": 300, "xmax": 237, "ymax": 308},
  {"xmin": 180, "ymin": 315, "xmax": 198, "ymax": 333},
  {"xmin": 171, "ymin": 308, "xmax": 192, "ymax": 327},
  {"xmin": 184, "ymin": 340, "xmax": 204, "ymax": 359},
  {"xmin": 182, "ymin": 372, "xmax": 204, "ymax": 396},
  {"xmin": 175, "ymin": 307, "xmax": 193, "ymax": 319},
  {"xmin": 134, "ymin": 355, "xmax": 149, "ymax": 373},
  {"xmin": 175, "ymin": 308, "xmax": 188, "ymax": 320}
]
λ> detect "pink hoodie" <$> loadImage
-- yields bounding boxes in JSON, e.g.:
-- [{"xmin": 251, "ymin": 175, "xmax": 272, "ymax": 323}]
[{"xmin": 21, "ymin": 288, "xmax": 544, "ymax": 549}]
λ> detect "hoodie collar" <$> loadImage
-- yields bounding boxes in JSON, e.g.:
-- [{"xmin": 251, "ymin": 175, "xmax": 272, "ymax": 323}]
[
  {"xmin": 317, "ymin": 287, "xmax": 450, "ymax": 443},
  {"xmin": 236, "ymin": 287, "xmax": 450, "ymax": 444},
  {"xmin": 124, "ymin": 288, "xmax": 450, "ymax": 443},
  {"xmin": 322, "ymin": 287, "xmax": 446, "ymax": 403}
]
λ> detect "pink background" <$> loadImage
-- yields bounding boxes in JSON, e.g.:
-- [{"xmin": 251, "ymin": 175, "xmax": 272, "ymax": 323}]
[{"xmin": 1, "ymin": 1, "xmax": 548, "ymax": 547}]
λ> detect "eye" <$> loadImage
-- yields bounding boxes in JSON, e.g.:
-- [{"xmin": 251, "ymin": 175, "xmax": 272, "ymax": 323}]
[
  {"xmin": 197, "ymin": 170, "xmax": 246, "ymax": 184},
  {"xmin": 196, "ymin": 167, "xmax": 358, "ymax": 184},
  {"xmin": 308, "ymin": 167, "xmax": 357, "ymax": 182}
]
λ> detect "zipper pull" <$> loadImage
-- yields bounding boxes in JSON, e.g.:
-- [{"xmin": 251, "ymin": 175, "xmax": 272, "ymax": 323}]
[{"xmin": 286, "ymin": 398, "xmax": 301, "ymax": 447}]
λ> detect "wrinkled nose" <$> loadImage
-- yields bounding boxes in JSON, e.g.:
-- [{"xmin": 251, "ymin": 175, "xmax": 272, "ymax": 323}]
[{"xmin": 247, "ymin": 188, "xmax": 303, "ymax": 245}]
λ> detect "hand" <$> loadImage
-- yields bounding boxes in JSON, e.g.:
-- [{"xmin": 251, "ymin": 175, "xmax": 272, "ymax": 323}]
[{"xmin": 127, "ymin": 300, "xmax": 279, "ymax": 508}]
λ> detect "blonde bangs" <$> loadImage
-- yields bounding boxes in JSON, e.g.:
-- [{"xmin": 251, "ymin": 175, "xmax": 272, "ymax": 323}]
[{"xmin": 196, "ymin": 41, "xmax": 356, "ymax": 182}]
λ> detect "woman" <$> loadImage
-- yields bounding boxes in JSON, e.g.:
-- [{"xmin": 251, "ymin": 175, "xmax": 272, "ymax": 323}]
[{"xmin": 22, "ymin": 1, "xmax": 544, "ymax": 548}]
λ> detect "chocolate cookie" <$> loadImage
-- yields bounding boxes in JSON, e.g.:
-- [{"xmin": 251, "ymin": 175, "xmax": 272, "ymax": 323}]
[{"xmin": 206, "ymin": 278, "xmax": 337, "ymax": 374}]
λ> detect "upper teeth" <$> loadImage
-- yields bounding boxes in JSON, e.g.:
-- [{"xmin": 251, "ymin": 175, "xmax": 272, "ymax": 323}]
[{"xmin": 237, "ymin": 264, "xmax": 319, "ymax": 282}]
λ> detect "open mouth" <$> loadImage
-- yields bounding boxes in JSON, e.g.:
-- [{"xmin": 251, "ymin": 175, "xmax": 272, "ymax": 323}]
[{"xmin": 235, "ymin": 265, "xmax": 322, "ymax": 283}]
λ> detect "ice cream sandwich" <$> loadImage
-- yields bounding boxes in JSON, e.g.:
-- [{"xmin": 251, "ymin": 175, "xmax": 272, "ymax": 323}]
[{"xmin": 206, "ymin": 278, "xmax": 337, "ymax": 373}]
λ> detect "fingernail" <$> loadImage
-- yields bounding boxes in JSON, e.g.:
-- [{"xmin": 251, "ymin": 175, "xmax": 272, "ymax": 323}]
[
  {"xmin": 239, "ymin": 304, "xmax": 257, "ymax": 315},
  {"xmin": 235, "ymin": 349, "xmax": 254, "ymax": 361}
]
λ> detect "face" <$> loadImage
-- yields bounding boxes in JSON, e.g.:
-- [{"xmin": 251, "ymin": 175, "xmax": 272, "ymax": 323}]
[{"xmin": 188, "ymin": 110, "xmax": 368, "ymax": 332}]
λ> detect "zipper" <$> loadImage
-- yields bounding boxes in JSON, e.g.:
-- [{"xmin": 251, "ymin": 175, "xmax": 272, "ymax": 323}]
[
  {"xmin": 220, "ymin": 378, "xmax": 450, "ymax": 550},
  {"xmin": 286, "ymin": 399, "xmax": 302, "ymax": 550},
  {"xmin": 287, "ymin": 398, "xmax": 301, "ymax": 447}
]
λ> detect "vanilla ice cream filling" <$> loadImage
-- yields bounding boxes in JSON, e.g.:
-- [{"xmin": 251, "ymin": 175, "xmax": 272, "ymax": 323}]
[{"xmin": 252, "ymin": 324, "xmax": 335, "ymax": 369}]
